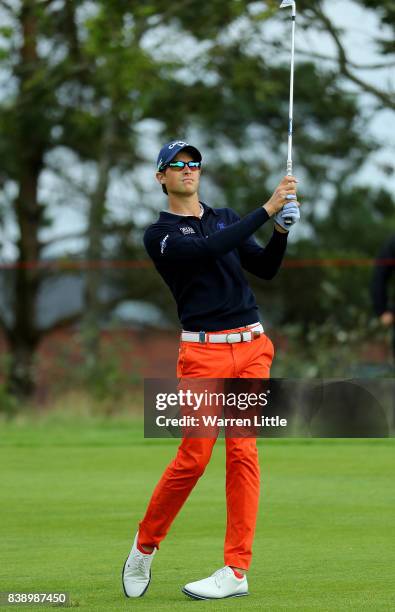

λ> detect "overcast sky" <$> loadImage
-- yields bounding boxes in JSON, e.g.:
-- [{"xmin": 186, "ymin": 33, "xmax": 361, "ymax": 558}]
[{"xmin": 296, "ymin": 1, "xmax": 394, "ymax": 190}]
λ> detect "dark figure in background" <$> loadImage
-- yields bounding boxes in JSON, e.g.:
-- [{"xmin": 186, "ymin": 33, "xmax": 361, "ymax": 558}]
[{"xmin": 371, "ymin": 235, "xmax": 395, "ymax": 360}]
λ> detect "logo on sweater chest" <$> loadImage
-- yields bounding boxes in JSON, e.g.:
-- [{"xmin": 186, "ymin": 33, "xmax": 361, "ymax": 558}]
[
  {"xmin": 179, "ymin": 225, "xmax": 196, "ymax": 235},
  {"xmin": 160, "ymin": 234, "xmax": 169, "ymax": 254}
]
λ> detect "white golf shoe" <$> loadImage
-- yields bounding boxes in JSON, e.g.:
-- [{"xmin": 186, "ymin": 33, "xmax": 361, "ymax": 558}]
[
  {"xmin": 182, "ymin": 566, "xmax": 249, "ymax": 600},
  {"xmin": 122, "ymin": 533, "xmax": 156, "ymax": 597}
]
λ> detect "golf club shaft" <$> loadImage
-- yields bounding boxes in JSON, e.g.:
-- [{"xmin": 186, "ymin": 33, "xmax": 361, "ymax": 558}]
[{"xmin": 287, "ymin": 5, "xmax": 295, "ymax": 176}]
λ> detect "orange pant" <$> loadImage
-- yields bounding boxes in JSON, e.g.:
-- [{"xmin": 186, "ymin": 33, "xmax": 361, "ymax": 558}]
[{"xmin": 138, "ymin": 326, "xmax": 274, "ymax": 570}]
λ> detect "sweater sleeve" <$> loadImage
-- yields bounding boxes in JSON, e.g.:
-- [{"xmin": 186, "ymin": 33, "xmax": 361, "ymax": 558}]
[
  {"xmin": 237, "ymin": 230, "xmax": 288, "ymax": 280},
  {"xmin": 371, "ymin": 236, "xmax": 395, "ymax": 316},
  {"xmin": 226, "ymin": 209, "xmax": 288, "ymax": 280},
  {"xmin": 144, "ymin": 207, "xmax": 270, "ymax": 262}
]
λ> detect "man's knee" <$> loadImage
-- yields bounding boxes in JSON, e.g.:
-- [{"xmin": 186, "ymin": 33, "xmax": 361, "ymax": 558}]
[
  {"xmin": 177, "ymin": 442, "xmax": 214, "ymax": 477},
  {"xmin": 226, "ymin": 439, "xmax": 258, "ymax": 466}
]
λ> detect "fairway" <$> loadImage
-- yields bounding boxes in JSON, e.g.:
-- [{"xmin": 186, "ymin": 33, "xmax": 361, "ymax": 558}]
[{"xmin": 1, "ymin": 420, "xmax": 394, "ymax": 611}]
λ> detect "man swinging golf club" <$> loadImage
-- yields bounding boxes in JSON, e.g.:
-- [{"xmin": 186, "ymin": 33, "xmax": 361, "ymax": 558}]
[
  {"xmin": 122, "ymin": 2, "xmax": 299, "ymax": 598},
  {"xmin": 121, "ymin": 137, "xmax": 300, "ymax": 600}
]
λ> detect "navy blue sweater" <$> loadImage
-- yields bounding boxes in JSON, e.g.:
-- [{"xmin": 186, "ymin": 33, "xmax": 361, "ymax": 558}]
[
  {"xmin": 143, "ymin": 201, "xmax": 288, "ymax": 331},
  {"xmin": 371, "ymin": 235, "xmax": 395, "ymax": 316}
]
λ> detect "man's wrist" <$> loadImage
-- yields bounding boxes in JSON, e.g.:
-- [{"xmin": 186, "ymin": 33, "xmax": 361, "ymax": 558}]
[
  {"xmin": 263, "ymin": 202, "xmax": 275, "ymax": 217},
  {"xmin": 274, "ymin": 222, "xmax": 288, "ymax": 234}
]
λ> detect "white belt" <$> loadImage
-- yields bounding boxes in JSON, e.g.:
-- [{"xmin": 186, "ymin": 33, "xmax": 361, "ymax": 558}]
[{"xmin": 181, "ymin": 323, "xmax": 264, "ymax": 344}]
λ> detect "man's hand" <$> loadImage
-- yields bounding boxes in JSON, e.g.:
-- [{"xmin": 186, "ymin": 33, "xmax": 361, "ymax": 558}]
[
  {"xmin": 274, "ymin": 201, "xmax": 300, "ymax": 231},
  {"xmin": 263, "ymin": 175, "xmax": 298, "ymax": 217},
  {"xmin": 380, "ymin": 312, "xmax": 394, "ymax": 327}
]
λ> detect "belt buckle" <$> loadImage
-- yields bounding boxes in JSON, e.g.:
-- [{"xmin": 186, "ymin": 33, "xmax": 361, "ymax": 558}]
[
  {"xmin": 226, "ymin": 332, "xmax": 242, "ymax": 343},
  {"xmin": 252, "ymin": 330, "xmax": 261, "ymax": 340}
]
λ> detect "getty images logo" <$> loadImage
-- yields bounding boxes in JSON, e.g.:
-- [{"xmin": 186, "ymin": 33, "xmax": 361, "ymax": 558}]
[{"xmin": 168, "ymin": 141, "xmax": 188, "ymax": 149}]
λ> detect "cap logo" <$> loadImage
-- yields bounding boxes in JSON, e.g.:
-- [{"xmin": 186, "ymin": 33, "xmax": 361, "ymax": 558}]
[{"xmin": 168, "ymin": 141, "xmax": 188, "ymax": 149}]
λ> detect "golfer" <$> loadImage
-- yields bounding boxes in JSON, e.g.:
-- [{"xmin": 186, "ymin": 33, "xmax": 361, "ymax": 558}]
[
  {"xmin": 122, "ymin": 140, "xmax": 300, "ymax": 600},
  {"xmin": 372, "ymin": 235, "xmax": 395, "ymax": 360}
]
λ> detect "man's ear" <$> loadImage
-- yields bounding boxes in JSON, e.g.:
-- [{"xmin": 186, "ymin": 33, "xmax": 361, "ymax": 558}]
[{"xmin": 156, "ymin": 171, "xmax": 165, "ymax": 186}]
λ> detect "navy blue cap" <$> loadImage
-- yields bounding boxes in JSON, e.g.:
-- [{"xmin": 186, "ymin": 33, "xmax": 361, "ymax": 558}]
[{"xmin": 157, "ymin": 140, "xmax": 202, "ymax": 170}]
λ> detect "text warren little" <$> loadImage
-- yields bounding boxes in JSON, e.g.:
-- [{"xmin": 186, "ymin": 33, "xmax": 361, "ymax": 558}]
[{"xmin": 156, "ymin": 415, "xmax": 287, "ymax": 427}]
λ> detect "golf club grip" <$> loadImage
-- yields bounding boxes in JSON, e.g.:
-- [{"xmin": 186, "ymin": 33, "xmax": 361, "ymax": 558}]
[{"xmin": 283, "ymin": 166, "xmax": 293, "ymax": 225}]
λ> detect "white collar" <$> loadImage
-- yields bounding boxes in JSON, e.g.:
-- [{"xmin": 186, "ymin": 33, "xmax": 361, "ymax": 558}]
[{"xmin": 163, "ymin": 202, "xmax": 204, "ymax": 219}]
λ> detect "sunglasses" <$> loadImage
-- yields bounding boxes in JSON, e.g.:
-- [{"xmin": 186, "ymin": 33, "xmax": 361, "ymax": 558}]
[{"xmin": 160, "ymin": 161, "xmax": 201, "ymax": 171}]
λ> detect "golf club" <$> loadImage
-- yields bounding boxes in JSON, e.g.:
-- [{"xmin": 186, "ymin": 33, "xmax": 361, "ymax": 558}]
[{"xmin": 280, "ymin": 0, "xmax": 296, "ymax": 225}]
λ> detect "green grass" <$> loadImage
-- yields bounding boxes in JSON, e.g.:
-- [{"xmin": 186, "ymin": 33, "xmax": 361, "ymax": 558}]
[{"xmin": 1, "ymin": 418, "xmax": 394, "ymax": 611}]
